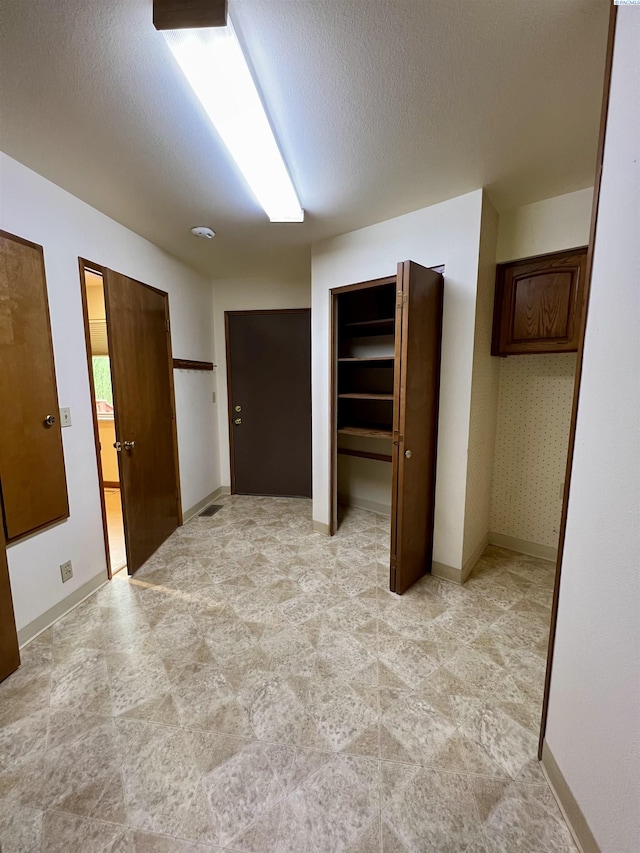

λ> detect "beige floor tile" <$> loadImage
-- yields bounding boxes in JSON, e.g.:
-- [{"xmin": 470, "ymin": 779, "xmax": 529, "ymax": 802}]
[{"xmin": 0, "ymin": 497, "xmax": 575, "ymax": 852}]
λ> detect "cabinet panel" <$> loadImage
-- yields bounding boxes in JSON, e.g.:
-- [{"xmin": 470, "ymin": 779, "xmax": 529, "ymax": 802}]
[
  {"xmin": 492, "ymin": 248, "xmax": 587, "ymax": 355},
  {"xmin": 0, "ymin": 231, "xmax": 69, "ymax": 541}
]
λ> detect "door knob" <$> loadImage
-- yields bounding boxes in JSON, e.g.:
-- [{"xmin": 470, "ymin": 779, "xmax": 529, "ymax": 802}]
[
  {"xmin": 234, "ymin": 418, "xmax": 242, "ymax": 425},
  {"xmin": 113, "ymin": 441, "xmax": 122, "ymax": 452},
  {"xmin": 124, "ymin": 440, "xmax": 136, "ymax": 450},
  {"xmin": 404, "ymin": 449, "xmax": 412, "ymax": 459},
  {"xmin": 43, "ymin": 414, "xmax": 56, "ymax": 427},
  {"xmin": 234, "ymin": 405, "xmax": 242, "ymax": 413}
]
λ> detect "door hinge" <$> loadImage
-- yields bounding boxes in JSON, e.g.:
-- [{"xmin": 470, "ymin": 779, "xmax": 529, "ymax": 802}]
[
  {"xmin": 392, "ymin": 433, "xmax": 404, "ymax": 446},
  {"xmin": 390, "ymin": 558, "xmax": 397, "ymax": 589}
]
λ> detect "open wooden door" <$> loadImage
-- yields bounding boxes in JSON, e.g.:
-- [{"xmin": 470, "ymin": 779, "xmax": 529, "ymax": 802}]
[
  {"xmin": 390, "ymin": 261, "xmax": 444, "ymax": 594},
  {"xmin": 103, "ymin": 270, "xmax": 181, "ymax": 573},
  {"xmin": 0, "ymin": 518, "xmax": 20, "ymax": 682}
]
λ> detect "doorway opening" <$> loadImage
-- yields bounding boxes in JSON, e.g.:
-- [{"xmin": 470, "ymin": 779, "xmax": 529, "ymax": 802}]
[
  {"xmin": 79, "ymin": 260, "xmax": 182, "ymax": 577},
  {"xmin": 81, "ymin": 267, "xmax": 125, "ymax": 578}
]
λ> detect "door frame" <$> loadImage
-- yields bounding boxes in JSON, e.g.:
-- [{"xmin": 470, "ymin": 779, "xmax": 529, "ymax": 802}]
[
  {"xmin": 78, "ymin": 258, "xmax": 183, "ymax": 579},
  {"xmin": 537, "ymin": 2, "xmax": 617, "ymax": 757},
  {"xmin": 224, "ymin": 308, "xmax": 311, "ymax": 496}
]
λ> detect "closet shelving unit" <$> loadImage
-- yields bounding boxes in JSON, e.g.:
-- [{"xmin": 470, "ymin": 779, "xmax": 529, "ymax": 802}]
[
  {"xmin": 331, "ymin": 261, "xmax": 444, "ymax": 594},
  {"xmin": 335, "ymin": 277, "xmax": 397, "ymax": 462}
]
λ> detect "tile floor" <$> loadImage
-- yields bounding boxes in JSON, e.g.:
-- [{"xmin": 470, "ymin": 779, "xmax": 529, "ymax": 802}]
[{"xmin": 0, "ymin": 496, "xmax": 577, "ymax": 852}]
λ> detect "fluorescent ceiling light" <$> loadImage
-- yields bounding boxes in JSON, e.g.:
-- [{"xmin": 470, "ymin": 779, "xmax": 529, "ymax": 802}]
[{"xmin": 163, "ymin": 20, "xmax": 304, "ymax": 223}]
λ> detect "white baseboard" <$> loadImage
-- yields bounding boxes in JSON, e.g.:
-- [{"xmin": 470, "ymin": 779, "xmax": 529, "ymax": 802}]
[
  {"xmin": 459, "ymin": 532, "xmax": 490, "ymax": 583},
  {"xmin": 541, "ymin": 741, "xmax": 600, "ymax": 853},
  {"xmin": 338, "ymin": 495, "xmax": 391, "ymax": 518},
  {"xmin": 432, "ymin": 561, "xmax": 463, "ymax": 583},
  {"xmin": 312, "ymin": 519, "xmax": 331, "ymax": 535},
  {"xmin": 183, "ymin": 486, "xmax": 230, "ymax": 523},
  {"xmin": 488, "ymin": 531, "xmax": 557, "ymax": 562},
  {"xmin": 18, "ymin": 571, "xmax": 108, "ymax": 648}
]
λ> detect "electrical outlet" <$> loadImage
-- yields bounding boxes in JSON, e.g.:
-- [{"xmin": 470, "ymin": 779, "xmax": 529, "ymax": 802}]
[
  {"xmin": 60, "ymin": 560, "xmax": 73, "ymax": 583},
  {"xmin": 59, "ymin": 407, "xmax": 72, "ymax": 427}
]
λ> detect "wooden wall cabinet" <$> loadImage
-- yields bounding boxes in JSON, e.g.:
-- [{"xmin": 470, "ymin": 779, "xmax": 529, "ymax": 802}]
[
  {"xmin": 0, "ymin": 231, "xmax": 69, "ymax": 542},
  {"xmin": 332, "ymin": 261, "xmax": 444, "ymax": 594},
  {"xmin": 492, "ymin": 247, "xmax": 588, "ymax": 356}
]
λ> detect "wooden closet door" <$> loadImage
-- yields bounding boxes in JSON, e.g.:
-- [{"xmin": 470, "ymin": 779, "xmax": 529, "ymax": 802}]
[
  {"xmin": 103, "ymin": 270, "xmax": 180, "ymax": 573},
  {"xmin": 0, "ymin": 520, "xmax": 20, "ymax": 682},
  {"xmin": 0, "ymin": 231, "xmax": 69, "ymax": 541},
  {"xmin": 390, "ymin": 261, "xmax": 444, "ymax": 594}
]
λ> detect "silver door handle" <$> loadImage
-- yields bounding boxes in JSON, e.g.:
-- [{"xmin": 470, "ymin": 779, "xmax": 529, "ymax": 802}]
[
  {"xmin": 113, "ymin": 441, "xmax": 122, "ymax": 452},
  {"xmin": 43, "ymin": 414, "xmax": 56, "ymax": 427},
  {"xmin": 234, "ymin": 418, "xmax": 242, "ymax": 425},
  {"xmin": 124, "ymin": 440, "xmax": 136, "ymax": 450},
  {"xmin": 405, "ymin": 449, "xmax": 412, "ymax": 459}
]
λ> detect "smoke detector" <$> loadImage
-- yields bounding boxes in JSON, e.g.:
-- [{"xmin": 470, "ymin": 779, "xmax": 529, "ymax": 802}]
[{"xmin": 190, "ymin": 226, "xmax": 215, "ymax": 239}]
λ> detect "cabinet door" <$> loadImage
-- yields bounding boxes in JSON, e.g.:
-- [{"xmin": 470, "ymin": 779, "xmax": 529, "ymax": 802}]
[
  {"xmin": 492, "ymin": 248, "xmax": 587, "ymax": 355},
  {"xmin": 0, "ymin": 231, "xmax": 69, "ymax": 541},
  {"xmin": 390, "ymin": 261, "xmax": 444, "ymax": 594},
  {"xmin": 0, "ymin": 520, "xmax": 20, "ymax": 682}
]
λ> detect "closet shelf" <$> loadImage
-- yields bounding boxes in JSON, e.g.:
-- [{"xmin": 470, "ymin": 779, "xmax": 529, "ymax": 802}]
[
  {"xmin": 342, "ymin": 318, "xmax": 395, "ymax": 336},
  {"xmin": 338, "ymin": 447, "xmax": 392, "ymax": 463},
  {"xmin": 338, "ymin": 392, "xmax": 393, "ymax": 400},
  {"xmin": 338, "ymin": 425, "xmax": 393, "ymax": 439},
  {"xmin": 338, "ymin": 356, "xmax": 395, "ymax": 364}
]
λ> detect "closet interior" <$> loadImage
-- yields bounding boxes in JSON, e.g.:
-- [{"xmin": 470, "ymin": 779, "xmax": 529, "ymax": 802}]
[{"xmin": 332, "ymin": 261, "xmax": 444, "ymax": 594}]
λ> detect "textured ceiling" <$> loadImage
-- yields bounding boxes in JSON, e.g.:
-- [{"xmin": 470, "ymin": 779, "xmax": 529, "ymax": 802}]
[{"xmin": 0, "ymin": 0, "xmax": 609, "ymax": 278}]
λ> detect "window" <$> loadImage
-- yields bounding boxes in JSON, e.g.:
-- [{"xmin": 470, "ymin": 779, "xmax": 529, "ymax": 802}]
[{"xmin": 92, "ymin": 356, "xmax": 114, "ymax": 418}]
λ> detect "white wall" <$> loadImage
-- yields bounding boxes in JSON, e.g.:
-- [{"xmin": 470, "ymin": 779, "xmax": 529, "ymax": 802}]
[
  {"xmin": 497, "ymin": 187, "xmax": 593, "ymax": 263},
  {"xmin": 545, "ymin": 9, "xmax": 640, "ymax": 852},
  {"xmin": 462, "ymin": 194, "xmax": 500, "ymax": 565},
  {"xmin": 0, "ymin": 153, "xmax": 219, "ymax": 636},
  {"xmin": 212, "ymin": 273, "xmax": 311, "ymax": 488},
  {"xmin": 312, "ymin": 190, "xmax": 484, "ymax": 569}
]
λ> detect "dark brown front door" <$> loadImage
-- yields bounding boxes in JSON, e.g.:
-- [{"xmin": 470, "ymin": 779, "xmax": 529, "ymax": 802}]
[
  {"xmin": 390, "ymin": 262, "xmax": 444, "ymax": 594},
  {"xmin": 104, "ymin": 270, "xmax": 180, "ymax": 573},
  {"xmin": 226, "ymin": 310, "xmax": 311, "ymax": 497},
  {"xmin": 0, "ymin": 521, "xmax": 19, "ymax": 682}
]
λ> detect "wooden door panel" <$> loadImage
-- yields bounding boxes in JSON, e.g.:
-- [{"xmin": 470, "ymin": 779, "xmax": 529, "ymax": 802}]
[
  {"xmin": 0, "ymin": 231, "xmax": 69, "ymax": 541},
  {"xmin": 104, "ymin": 271, "xmax": 180, "ymax": 573},
  {"xmin": 226, "ymin": 310, "xmax": 311, "ymax": 498},
  {"xmin": 0, "ymin": 521, "xmax": 20, "ymax": 683},
  {"xmin": 493, "ymin": 248, "xmax": 587, "ymax": 355},
  {"xmin": 391, "ymin": 262, "xmax": 444, "ymax": 594},
  {"xmin": 512, "ymin": 271, "xmax": 574, "ymax": 340}
]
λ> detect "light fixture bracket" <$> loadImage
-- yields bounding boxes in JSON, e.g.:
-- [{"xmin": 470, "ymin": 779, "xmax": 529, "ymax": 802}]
[{"xmin": 153, "ymin": 0, "xmax": 227, "ymax": 31}]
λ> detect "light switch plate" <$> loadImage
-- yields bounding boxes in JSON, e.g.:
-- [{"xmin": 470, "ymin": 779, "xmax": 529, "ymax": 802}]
[{"xmin": 60, "ymin": 407, "xmax": 72, "ymax": 427}]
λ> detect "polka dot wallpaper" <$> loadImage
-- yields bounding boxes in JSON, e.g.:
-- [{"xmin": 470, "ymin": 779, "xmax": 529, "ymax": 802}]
[{"xmin": 490, "ymin": 354, "xmax": 576, "ymax": 549}]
